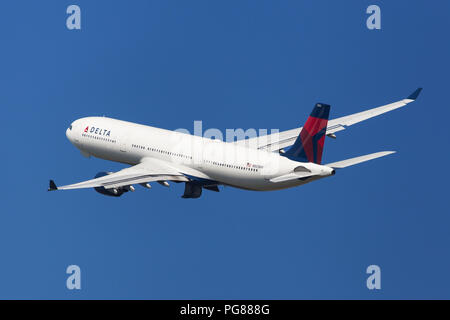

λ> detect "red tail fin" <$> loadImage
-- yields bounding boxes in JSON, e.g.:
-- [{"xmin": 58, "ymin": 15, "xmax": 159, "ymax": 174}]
[{"xmin": 284, "ymin": 103, "xmax": 330, "ymax": 164}]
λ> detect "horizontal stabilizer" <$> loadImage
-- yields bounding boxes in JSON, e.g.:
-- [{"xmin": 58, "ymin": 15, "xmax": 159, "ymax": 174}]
[{"xmin": 326, "ymin": 151, "xmax": 396, "ymax": 169}]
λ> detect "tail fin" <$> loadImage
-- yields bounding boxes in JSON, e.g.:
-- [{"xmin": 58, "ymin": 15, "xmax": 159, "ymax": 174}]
[{"xmin": 284, "ymin": 103, "xmax": 330, "ymax": 164}]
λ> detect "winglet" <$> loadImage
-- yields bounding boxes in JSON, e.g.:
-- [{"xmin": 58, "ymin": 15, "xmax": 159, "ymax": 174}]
[
  {"xmin": 407, "ymin": 88, "xmax": 422, "ymax": 100},
  {"xmin": 48, "ymin": 180, "xmax": 58, "ymax": 191}
]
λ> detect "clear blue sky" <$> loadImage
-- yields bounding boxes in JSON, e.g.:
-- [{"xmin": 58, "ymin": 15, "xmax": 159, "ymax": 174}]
[{"xmin": 1, "ymin": 0, "xmax": 449, "ymax": 299}]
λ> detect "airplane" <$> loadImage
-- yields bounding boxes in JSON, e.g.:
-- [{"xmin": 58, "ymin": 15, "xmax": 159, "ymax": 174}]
[{"xmin": 48, "ymin": 88, "xmax": 422, "ymax": 198}]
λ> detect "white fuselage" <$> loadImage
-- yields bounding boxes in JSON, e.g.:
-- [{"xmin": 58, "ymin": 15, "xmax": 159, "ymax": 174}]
[{"xmin": 66, "ymin": 117, "xmax": 333, "ymax": 191}]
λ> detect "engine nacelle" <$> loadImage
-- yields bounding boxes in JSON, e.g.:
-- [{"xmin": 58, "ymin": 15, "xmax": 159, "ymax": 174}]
[{"xmin": 93, "ymin": 172, "xmax": 128, "ymax": 197}]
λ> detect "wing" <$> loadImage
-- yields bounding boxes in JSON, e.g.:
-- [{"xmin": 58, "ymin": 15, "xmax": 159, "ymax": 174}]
[
  {"xmin": 49, "ymin": 157, "xmax": 188, "ymax": 191},
  {"xmin": 233, "ymin": 88, "xmax": 422, "ymax": 152}
]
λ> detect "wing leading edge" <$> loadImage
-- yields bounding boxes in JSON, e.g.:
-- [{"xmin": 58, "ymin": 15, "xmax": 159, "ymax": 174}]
[{"xmin": 48, "ymin": 157, "xmax": 188, "ymax": 191}]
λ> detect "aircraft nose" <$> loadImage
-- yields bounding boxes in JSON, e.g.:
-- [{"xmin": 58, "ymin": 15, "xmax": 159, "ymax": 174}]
[{"xmin": 66, "ymin": 124, "xmax": 73, "ymax": 141}]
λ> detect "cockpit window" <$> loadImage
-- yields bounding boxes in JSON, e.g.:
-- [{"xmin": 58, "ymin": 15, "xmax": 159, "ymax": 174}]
[{"xmin": 69, "ymin": 125, "xmax": 72, "ymax": 130}]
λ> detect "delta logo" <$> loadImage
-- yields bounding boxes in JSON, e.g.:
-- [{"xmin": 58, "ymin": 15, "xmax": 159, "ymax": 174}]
[{"xmin": 83, "ymin": 126, "xmax": 111, "ymax": 136}]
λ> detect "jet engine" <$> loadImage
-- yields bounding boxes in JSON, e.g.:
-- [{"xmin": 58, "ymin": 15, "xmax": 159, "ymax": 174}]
[{"xmin": 93, "ymin": 171, "xmax": 129, "ymax": 197}]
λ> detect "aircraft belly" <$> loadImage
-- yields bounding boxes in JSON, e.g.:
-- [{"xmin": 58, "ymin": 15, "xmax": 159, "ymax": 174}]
[
  {"xmin": 205, "ymin": 170, "xmax": 296, "ymax": 191},
  {"xmin": 81, "ymin": 143, "xmax": 137, "ymax": 165},
  {"xmin": 218, "ymin": 174, "xmax": 323, "ymax": 191}
]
